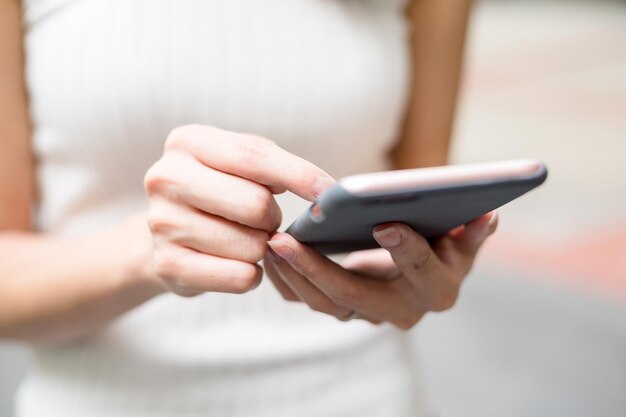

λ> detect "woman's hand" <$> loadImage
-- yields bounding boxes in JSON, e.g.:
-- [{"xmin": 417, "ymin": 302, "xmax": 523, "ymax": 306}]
[
  {"xmin": 264, "ymin": 212, "xmax": 498, "ymax": 329},
  {"xmin": 144, "ymin": 125, "xmax": 334, "ymax": 296}
]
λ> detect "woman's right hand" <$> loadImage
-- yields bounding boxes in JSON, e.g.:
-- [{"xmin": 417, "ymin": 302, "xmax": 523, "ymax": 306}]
[{"xmin": 144, "ymin": 125, "xmax": 334, "ymax": 297}]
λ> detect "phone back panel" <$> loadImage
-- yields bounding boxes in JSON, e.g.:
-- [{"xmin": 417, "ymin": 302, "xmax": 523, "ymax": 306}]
[{"xmin": 286, "ymin": 165, "xmax": 547, "ymax": 254}]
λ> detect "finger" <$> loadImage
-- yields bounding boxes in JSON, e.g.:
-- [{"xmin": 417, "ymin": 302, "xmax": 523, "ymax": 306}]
[
  {"xmin": 268, "ymin": 233, "xmax": 413, "ymax": 325},
  {"xmin": 452, "ymin": 210, "xmax": 499, "ymax": 256},
  {"xmin": 145, "ymin": 152, "xmax": 281, "ymax": 232},
  {"xmin": 166, "ymin": 125, "xmax": 335, "ymax": 201},
  {"xmin": 267, "ymin": 185, "xmax": 288, "ymax": 195},
  {"xmin": 433, "ymin": 211, "xmax": 499, "ymax": 279},
  {"xmin": 263, "ymin": 252, "xmax": 300, "ymax": 302},
  {"xmin": 148, "ymin": 197, "xmax": 270, "ymax": 263},
  {"xmin": 153, "ymin": 243, "xmax": 263, "ymax": 295},
  {"xmin": 266, "ymin": 248, "xmax": 353, "ymax": 320},
  {"xmin": 341, "ymin": 249, "xmax": 400, "ymax": 280},
  {"xmin": 372, "ymin": 223, "xmax": 459, "ymax": 312},
  {"xmin": 266, "ymin": 252, "xmax": 382, "ymax": 324},
  {"xmin": 372, "ymin": 223, "xmax": 442, "ymax": 283},
  {"xmin": 345, "ymin": 311, "xmax": 385, "ymax": 325}
]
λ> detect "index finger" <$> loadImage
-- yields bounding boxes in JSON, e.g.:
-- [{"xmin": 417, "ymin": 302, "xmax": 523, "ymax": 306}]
[{"xmin": 166, "ymin": 125, "xmax": 335, "ymax": 202}]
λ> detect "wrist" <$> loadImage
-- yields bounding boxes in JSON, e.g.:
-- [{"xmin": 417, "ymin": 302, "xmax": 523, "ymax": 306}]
[{"xmin": 99, "ymin": 212, "xmax": 166, "ymax": 298}]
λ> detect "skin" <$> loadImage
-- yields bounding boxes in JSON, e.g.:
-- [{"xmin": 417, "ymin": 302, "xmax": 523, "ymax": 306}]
[
  {"xmin": 265, "ymin": 215, "xmax": 497, "ymax": 328},
  {"xmin": 0, "ymin": 0, "xmax": 485, "ymax": 344},
  {"xmin": 264, "ymin": 0, "xmax": 489, "ymax": 328}
]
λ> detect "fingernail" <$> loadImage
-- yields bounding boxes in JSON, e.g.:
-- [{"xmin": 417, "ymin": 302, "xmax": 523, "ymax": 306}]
[
  {"xmin": 266, "ymin": 247, "xmax": 282, "ymax": 263},
  {"xmin": 267, "ymin": 240, "xmax": 296, "ymax": 262},
  {"xmin": 312, "ymin": 175, "xmax": 335, "ymax": 199},
  {"xmin": 373, "ymin": 226, "xmax": 402, "ymax": 248},
  {"xmin": 487, "ymin": 211, "xmax": 498, "ymax": 228}
]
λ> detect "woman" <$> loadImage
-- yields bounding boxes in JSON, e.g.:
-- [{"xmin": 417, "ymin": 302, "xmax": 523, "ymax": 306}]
[{"xmin": 0, "ymin": 0, "xmax": 495, "ymax": 415}]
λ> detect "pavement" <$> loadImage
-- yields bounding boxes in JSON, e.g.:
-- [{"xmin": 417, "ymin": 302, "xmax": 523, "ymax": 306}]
[{"xmin": 1, "ymin": 1, "xmax": 625, "ymax": 416}]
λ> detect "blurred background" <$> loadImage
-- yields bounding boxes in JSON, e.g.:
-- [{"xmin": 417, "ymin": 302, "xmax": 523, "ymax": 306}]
[
  {"xmin": 417, "ymin": 0, "xmax": 626, "ymax": 416},
  {"xmin": 1, "ymin": 0, "xmax": 625, "ymax": 416}
]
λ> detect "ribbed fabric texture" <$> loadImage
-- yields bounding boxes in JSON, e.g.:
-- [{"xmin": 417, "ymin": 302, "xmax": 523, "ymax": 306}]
[{"xmin": 17, "ymin": 0, "xmax": 423, "ymax": 416}]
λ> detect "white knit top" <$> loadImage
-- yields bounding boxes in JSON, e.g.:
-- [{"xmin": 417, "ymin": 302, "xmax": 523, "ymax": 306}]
[{"xmin": 17, "ymin": 0, "xmax": 424, "ymax": 416}]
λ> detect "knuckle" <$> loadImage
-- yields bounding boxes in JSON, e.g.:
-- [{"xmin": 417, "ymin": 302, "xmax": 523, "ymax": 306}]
[
  {"xmin": 244, "ymin": 231, "xmax": 270, "ymax": 263},
  {"xmin": 300, "ymin": 261, "xmax": 321, "ymax": 279},
  {"xmin": 229, "ymin": 265, "xmax": 262, "ymax": 294},
  {"xmin": 144, "ymin": 162, "xmax": 177, "ymax": 196},
  {"xmin": 432, "ymin": 287, "xmax": 460, "ymax": 312},
  {"xmin": 395, "ymin": 311, "xmax": 422, "ymax": 330},
  {"xmin": 153, "ymin": 251, "xmax": 182, "ymax": 281},
  {"xmin": 330, "ymin": 283, "xmax": 363, "ymax": 307},
  {"xmin": 308, "ymin": 298, "xmax": 333, "ymax": 314},
  {"xmin": 246, "ymin": 188, "xmax": 275, "ymax": 225},
  {"xmin": 270, "ymin": 205, "xmax": 282, "ymax": 231},
  {"xmin": 283, "ymin": 293, "xmax": 300, "ymax": 302},
  {"xmin": 164, "ymin": 124, "xmax": 203, "ymax": 151},
  {"xmin": 144, "ymin": 164, "xmax": 165, "ymax": 194},
  {"xmin": 164, "ymin": 126, "xmax": 190, "ymax": 150},
  {"xmin": 147, "ymin": 212, "xmax": 176, "ymax": 236}
]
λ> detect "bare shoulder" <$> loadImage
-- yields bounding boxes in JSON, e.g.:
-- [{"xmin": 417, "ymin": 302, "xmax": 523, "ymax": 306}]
[{"xmin": 0, "ymin": 0, "xmax": 35, "ymax": 230}]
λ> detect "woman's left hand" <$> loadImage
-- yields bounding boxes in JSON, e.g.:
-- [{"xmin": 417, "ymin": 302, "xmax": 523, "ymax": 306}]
[{"xmin": 264, "ymin": 212, "xmax": 498, "ymax": 329}]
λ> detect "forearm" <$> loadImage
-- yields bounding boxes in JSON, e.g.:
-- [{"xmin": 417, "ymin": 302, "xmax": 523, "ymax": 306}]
[
  {"xmin": 0, "ymin": 214, "xmax": 163, "ymax": 345},
  {"xmin": 393, "ymin": 0, "xmax": 474, "ymax": 169}
]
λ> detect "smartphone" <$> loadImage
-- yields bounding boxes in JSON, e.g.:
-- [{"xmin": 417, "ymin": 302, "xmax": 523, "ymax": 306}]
[{"xmin": 285, "ymin": 159, "xmax": 548, "ymax": 254}]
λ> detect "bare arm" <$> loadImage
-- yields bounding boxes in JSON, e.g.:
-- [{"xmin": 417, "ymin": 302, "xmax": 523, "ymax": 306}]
[
  {"xmin": 0, "ymin": 1, "xmax": 334, "ymax": 344},
  {"xmin": 392, "ymin": 0, "xmax": 473, "ymax": 169},
  {"xmin": 0, "ymin": 0, "xmax": 162, "ymax": 344},
  {"xmin": 0, "ymin": 0, "xmax": 476, "ymax": 341}
]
